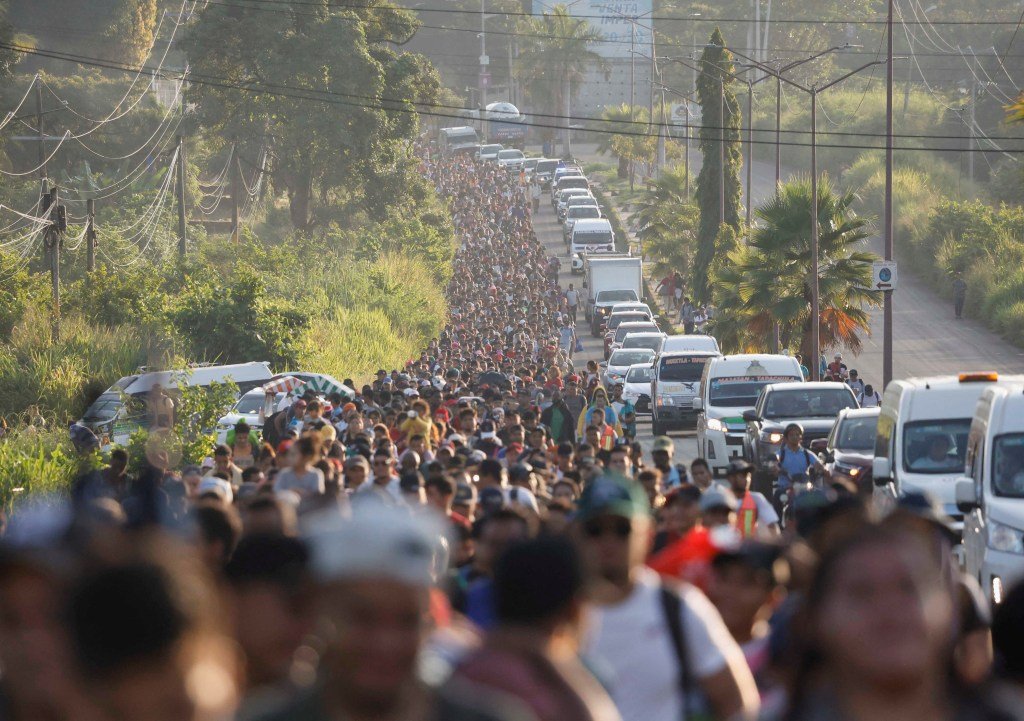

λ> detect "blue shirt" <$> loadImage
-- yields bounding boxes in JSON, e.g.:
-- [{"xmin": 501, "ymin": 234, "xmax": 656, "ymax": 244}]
[{"xmin": 777, "ymin": 445, "xmax": 815, "ymax": 482}]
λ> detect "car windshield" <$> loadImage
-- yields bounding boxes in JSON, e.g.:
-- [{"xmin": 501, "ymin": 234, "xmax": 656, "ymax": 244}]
[
  {"xmin": 607, "ymin": 313, "xmax": 648, "ymax": 329},
  {"xmin": 835, "ymin": 415, "xmax": 879, "ymax": 451},
  {"xmin": 233, "ymin": 393, "xmax": 269, "ymax": 414},
  {"xmin": 622, "ymin": 336, "xmax": 663, "ymax": 352},
  {"xmin": 615, "ymin": 324, "xmax": 658, "ymax": 342},
  {"xmin": 609, "ymin": 350, "xmax": 655, "ymax": 367},
  {"xmin": 498, "ymin": 150, "xmax": 523, "ymax": 159},
  {"xmin": 573, "ymin": 230, "xmax": 613, "ymax": 246},
  {"xmin": 763, "ymin": 388, "xmax": 857, "ymax": 419},
  {"xmin": 559, "ymin": 178, "xmax": 589, "ymax": 190},
  {"xmin": 709, "ymin": 376, "xmax": 802, "ymax": 407},
  {"xmin": 536, "ymin": 160, "xmax": 558, "ymax": 173},
  {"xmin": 627, "ymin": 365, "xmax": 654, "ymax": 382},
  {"xmin": 568, "ymin": 206, "xmax": 600, "ymax": 219},
  {"xmin": 82, "ymin": 394, "xmax": 123, "ymax": 421},
  {"xmin": 481, "ymin": 145, "xmax": 501, "ymax": 154},
  {"xmin": 903, "ymin": 419, "xmax": 971, "ymax": 474},
  {"xmin": 659, "ymin": 356, "xmax": 710, "ymax": 382},
  {"xmin": 597, "ymin": 290, "xmax": 639, "ymax": 303},
  {"xmin": 567, "ymin": 195, "xmax": 596, "ymax": 205},
  {"xmin": 993, "ymin": 434, "xmax": 1024, "ymax": 498}
]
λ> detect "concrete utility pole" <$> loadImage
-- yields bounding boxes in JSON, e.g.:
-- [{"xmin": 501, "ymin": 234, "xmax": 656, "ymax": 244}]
[
  {"xmin": 41, "ymin": 187, "xmax": 61, "ymax": 342},
  {"xmin": 86, "ymin": 198, "xmax": 96, "ymax": 273},
  {"xmin": 883, "ymin": 0, "xmax": 895, "ymax": 389},
  {"xmin": 746, "ymin": 80, "xmax": 753, "ymax": 230},
  {"xmin": 230, "ymin": 144, "xmax": 240, "ymax": 245},
  {"xmin": 811, "ymin": 88, "xmax": 820, "ymax": 381},
  {"xmin": 35, "ymin": 82, "xmax": 46, "ymax": 178},
  {"xmin": 480, "ymin": 0, "xmax": 488, "ymax": 109},
  {"xmin": 177, "ymin": 135, "xmax": 187, "ymax": 257},
  {"xmin": 719, "ymin": 77, "xmax": 725, "ymax": 226}
]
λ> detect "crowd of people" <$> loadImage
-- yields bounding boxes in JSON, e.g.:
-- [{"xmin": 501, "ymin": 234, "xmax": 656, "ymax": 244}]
[{"xmin": 2, "ymin": 148, "xmax": 1023, "ymax": 721}]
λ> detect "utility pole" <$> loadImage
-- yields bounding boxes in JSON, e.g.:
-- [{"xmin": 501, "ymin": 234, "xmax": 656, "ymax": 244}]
[
  {"xmin": 177, "ymin": 134, "xmax": 187, "ymax": 257},
  {"xmin": 883, "ymin": 0, "xmax": 895, "ymax": 389},
  {"xmin": 35, "ymin": 82, "xmax": 46, "ymax": 179},
  {"xmin": 479, "ymin": 0, "xmax": 488, "ymax": 109},
  {"xmin": 630, "ymin": 21, "xmax": 636, "ymax": 189},
  {"xmin": 684, "ymin": 99, "xmax": 690, "ymax": 198},
  {"xmin": 86, "ymin": 198, "xmax": 96, "ymax": 273},
  {"xmin": 230, "ymin": 144, "xmax": 240, "ymax": 245},
  {"xmin": 775, "ymin": 75, "xmax": 782, "ymax": 187},
  {"xmin": 811, "ymin": 89, "xmax": 820, "ymax": 381},
  {"xmin": 719, "ymin": 77, "xmax": 725, "ymax": 226},
  {"xmin": 968, "ymin": 75, "xmax": 977, "ymax": 184},
  {"xmin": 746, "ymin": 80, "xmax": 753, "ymax": 230},
  {"xmin": 41, "ymin": 187, "xmax": 62, "ymax": 342}
]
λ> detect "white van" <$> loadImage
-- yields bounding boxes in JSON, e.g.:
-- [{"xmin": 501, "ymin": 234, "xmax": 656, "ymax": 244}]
[
  {"xmin": 651, "ymin": 350, "xmax": 721, "ymax": 435},
  {"xmin": 570, "ymin": 219, "xmax": 615, "ymax": 257},
  {"xmin": 956, "ymin": 382, "xmax": 1024, "ymax": 604},
  {"xmin": 694, "ymin": 354, "xmax": 804, "ymax": 475},
  {"xmin": 871, "ymin": 373, "xmax": 1024, "ymax": 527},
  {"xmin": 659, "ymin": 334, "xmax": 721, "ymax": 356},
  {"xmin": 81, "ymin": 362, "xmax": 274, "ymax": 444}
]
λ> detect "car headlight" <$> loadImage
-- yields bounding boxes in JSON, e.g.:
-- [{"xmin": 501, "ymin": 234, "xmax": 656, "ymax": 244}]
[
  {"xmin": 760, "ymin": 431, "xmax": 784, "ymax": 444},
  {"xmin": 706, "ymin": 418, "xmax": 725, "ymax": 432},
  {"xmin": 834, "ymin": 461, "xmax": 861, "ymax": 477},
  {"xmin": 600, "ymin": 307, "xmax": 610, "ymax": 315},
  {"xmin": 988, "ymin": 521, "xmax": 1024, "ymax": 554},
  {"xmin": 657, "ymin": 395, "xmax": 674, "ymax": 406}
]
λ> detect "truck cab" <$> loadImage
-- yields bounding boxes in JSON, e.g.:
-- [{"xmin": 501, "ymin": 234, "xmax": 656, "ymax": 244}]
[
  {"xmin": 651, "ymin": 350, "xmax": 721, "ymax": 435},
  {"xmin": 957, "ymin": 383, "xmax": 1024, "ymax": 604}
]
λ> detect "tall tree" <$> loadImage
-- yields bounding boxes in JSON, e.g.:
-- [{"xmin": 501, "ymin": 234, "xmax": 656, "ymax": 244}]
[
  {"xmin": 516, "ymin": 5, "xmax": 606, "ymax": 152},
  {"xmin": 692, "ymin": 28, "xmax": 741, "ymax": 303},
  {"xmin": 182, "ymin": 0, "xmax": 441, "ymax": 230},
  {"xmin": 711, "ymin": 176, "xmax": 880, "ymax": 357},
  {"xmin": 9, "ymin": 0, "xmax": 157, "ymax": 65}
]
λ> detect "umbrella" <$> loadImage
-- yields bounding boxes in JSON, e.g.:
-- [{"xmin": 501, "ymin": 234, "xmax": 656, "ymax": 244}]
[
  {"xmin": 263, "ymin": 376, "xmax": 307, "ymax": 394},
  {"xmin": 298, "ymin": 373, "xmax": 355, "ymax": 400}
]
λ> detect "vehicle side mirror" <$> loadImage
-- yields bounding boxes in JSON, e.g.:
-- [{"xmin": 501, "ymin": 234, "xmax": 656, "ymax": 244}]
[
  {"xmin": 741, "ymin": 410, "xmax": 759, "ymax": 423},
  {"xmin": 692, "ymin": 398, "xmax": 703, "ymax": 411},
  {"xmin": 599, "ymin": 361, "xmax": 607, "ymax": 368},
  {"xmin": 809, "ymin": 439, "xmax": 828, "ymax": 453},
  {"xmin": 872, "ymin": 457, "xmax": 892, "ymax": 486},
  {"xmin": 955, "ymin": 479, "xmax": 979, "ymax": 514}
]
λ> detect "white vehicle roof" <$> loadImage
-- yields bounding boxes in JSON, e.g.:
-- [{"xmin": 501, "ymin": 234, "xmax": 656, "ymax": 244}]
[
  {"xmin": 558, "ymin": 188, "xmax": 591, "ymax": 199},
  {"xmin": 661, "ymin": 334, "xmax": 720, "ymax": 354},
  {"xmin": 980, "ymin": 383, "xmax": 1024, "ymax": 434},
  {"xmin": 765, "ymin": 381, "xmax": 852, "ymax": 392},
  {"xmin": 609, "ymin": 348, "xmax": 656, "ymax": 362},
  {"xmin": 612, "ymin": 303, "xmax": 652, "ymax": 313},
  {"xmin": 114, "ymin": 362, "xmax": 273, "ymax": 396},
  {"xmin": 707, "ymin": 354, "xmax": 803, "ymax": 377},
  {"xmin": 498, "ymin": 149, "xmax": 524, "ymax": 158},
  {"xmin": 572, "ymin": 218, "xmax": 613, "ymax": 232},
  {"xmin": 886, "ymin": 374, "xmax": 1024, "ymax": 421},
  {"xmin": 660, "ymin": 349, "xmax": 722, "ymax": 360}
]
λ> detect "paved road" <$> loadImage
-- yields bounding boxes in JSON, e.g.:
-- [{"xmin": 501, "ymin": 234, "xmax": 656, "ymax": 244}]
[
  {"xmin": 533, "ymin": 189, "xmax": 701, "ymax": 464},
  {"xmin": 565, "ymin": 143, "xmax": 1024, "ymax": 385}
]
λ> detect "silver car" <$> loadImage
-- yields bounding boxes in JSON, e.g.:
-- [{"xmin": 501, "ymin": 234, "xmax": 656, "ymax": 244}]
[{"xmin": 602, "ymin": 348, "xmax": 656, "ymax": 388}]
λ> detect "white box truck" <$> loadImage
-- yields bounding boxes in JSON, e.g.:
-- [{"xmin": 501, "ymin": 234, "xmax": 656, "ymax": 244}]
[{"xmin": 583, "ymin": 255, "xmax": 644, "ymax": 336}]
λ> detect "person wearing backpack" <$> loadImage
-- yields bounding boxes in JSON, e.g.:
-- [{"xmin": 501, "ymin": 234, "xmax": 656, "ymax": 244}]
[
  {"xmin": 774, "ymin": 423, "xmax": 826, "ymax": 486},
  {"xmin": 576, "ymin": 475, "xmax": 760, "ymax": 721},
  {"xmin": 858, "ymin": 384, "xmax": 881, "ymax": 408}
]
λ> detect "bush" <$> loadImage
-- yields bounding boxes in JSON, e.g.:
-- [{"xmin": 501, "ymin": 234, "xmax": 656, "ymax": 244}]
[{"xmin": 0, "ymin": 428, "xmax": 95, "ymax": 509}]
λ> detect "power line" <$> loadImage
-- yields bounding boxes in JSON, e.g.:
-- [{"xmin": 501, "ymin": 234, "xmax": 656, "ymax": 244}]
[{"xmin": 5, "ymin": 41, "xmax": 1024, "ymax": 153}]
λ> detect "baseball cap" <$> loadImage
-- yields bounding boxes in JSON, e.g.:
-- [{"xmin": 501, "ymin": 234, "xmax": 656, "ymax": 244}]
[
  {"xmin": 303, "ymin": 505, "xmax": 443, "ymax": 587},
  {"xmin": 506, "ymin": 486, "xmax": 540, "ymax": 515},
  {"xmin": 726, "ymin": 459, "xmax": 754, "ymax": 475},
  {"xmin": 467, "ymin": 449, "xmax": 487, "ymax": 465},
  {"xmin": 652, "ymin": 436, "xmax": 673, "ymax": 452},
  {"xmin": 454, "ymin": 482, "xmax": 477, "ymax": 505},
  {"xmin": 575, "ymin": 474, "xmax": 650, "ymax": 522},
  {"xmin": 700, "ymin": 486, "xmax": 739, "ymax": 512},
  {"xmin": 197, "ymin": 477, "xmax": 233, "ymax": 503},
  {"xmin": 479, "ymin": 487, "xmax": 506, "ymax": 515}
]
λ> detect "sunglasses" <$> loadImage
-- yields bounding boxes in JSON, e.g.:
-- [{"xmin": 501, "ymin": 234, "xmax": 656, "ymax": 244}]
[{"xmin": 583, "ymin": 517, "xmax": 633, "ymax": 539}]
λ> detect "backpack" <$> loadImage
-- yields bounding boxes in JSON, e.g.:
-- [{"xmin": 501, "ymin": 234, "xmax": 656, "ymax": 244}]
[{"xmin": 262, "ymin": 410, "xmax": 287, "ymax": 447}]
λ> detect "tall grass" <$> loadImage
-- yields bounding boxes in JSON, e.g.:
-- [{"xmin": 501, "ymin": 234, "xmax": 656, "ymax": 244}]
[
  {"xmin": 0, "ymin": 428, "xmax": 88, "ymax": 509},
  {"xmin": 0, "ymin": 309, "xmax": 146, "ymax": 423}
]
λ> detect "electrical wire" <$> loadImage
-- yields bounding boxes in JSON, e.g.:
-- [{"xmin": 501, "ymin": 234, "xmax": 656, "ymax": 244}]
[
  {"xmin": 0, "ymin": 75, "xmax": 39, "ymax": 135},
  {"xmin": 0, "ymin": 131, "xmax": 72, "ymax": 176}
]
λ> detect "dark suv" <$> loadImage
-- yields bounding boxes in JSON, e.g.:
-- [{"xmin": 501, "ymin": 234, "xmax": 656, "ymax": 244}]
[{"xmin": 742, "ymin": 381, "xmax": 859, "ymax": 476}]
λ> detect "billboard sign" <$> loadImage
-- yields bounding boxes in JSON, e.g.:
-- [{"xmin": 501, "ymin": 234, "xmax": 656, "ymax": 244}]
[{"xmin": 533, "ymin": 0, "xmax": 652, "ymax": 59}]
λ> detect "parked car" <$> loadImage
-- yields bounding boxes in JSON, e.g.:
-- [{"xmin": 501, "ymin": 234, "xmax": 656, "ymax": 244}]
[
  {"xmin": 477, "ymin": 144, "xmax": 503, "ymax": 162},
  {"xmin": 496, "ymin": 148, "xmax": 526, "ymax": 169}
]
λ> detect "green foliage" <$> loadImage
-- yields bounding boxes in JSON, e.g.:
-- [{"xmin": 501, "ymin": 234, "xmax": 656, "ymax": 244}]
[
  {"xmin": 693, "ymin": 29, "xmax": 742, "ymax": 303},
  {"xmin": 711, "ymin": 176, "xmax": 880, "ymax": 356},
  {"xmin": 0, "ymin": 428, "xmax": 94, "ymax": 509},
  {"xmin": 182, "ymin": 0, "xmax": 441, "ymax": 229},
  {"xmin": 0, "ymin": 308, "xmax": 147, "ymax": 422},
  {"xmin": 631, "ymin": 165, "xmax": 699, "ymax": 279},
  {"xmin": 0, "ymin": 247, "xmax": 47, "ymax": 337}
]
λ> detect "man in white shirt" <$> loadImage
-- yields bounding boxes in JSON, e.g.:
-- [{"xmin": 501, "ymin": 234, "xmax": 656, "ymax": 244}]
[
  {"xmin": 565, "ymin": 283, "xmax": 580, "ymax": 322},
  {"xmin": 575, "ymin": 475, "xmax": 760, "ymax": 721}
]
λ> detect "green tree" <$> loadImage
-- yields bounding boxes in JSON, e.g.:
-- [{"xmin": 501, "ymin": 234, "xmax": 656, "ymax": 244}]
[
  {"xmin": 9, "ymin": 0, "xmax": 157, "ymax": 65},
  {"xmin": 516, "ymin": 5, "xmax": 606, "ymax": 152},
  {"xmin": 693, "ymin": 28, "xmax": 742, "ymax": 303},
  {"xmin": 631, "ymin": 165, "xmax": 698, "ymax": 279},
  {"xmin": 182, "ymin": 0, "xmax": 441, "ymax": 230},
  {"xmin": 711, "ymin": 176, "xmax": 880, "ymax": 357},
  {"xmin": 596, "ymin": 103, "xmax": 645, "ymax": 179}
]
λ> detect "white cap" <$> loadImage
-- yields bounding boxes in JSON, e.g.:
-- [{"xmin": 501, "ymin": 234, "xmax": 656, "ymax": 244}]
[
  {"xmin": 303, "ymin": 504, "xmax": 444, "ymax": 587},
  {"xmin": 504, "ymin": 486, "xmax": 540, "ymax": 514},
  {"xmin": 197, "ymin": 477, "xmax": 233, "ymax": 503}
]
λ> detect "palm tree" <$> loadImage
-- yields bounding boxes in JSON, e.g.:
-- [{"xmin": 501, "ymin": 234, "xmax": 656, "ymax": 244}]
[
  {"xmin": 516, "ymin": 5, "xmax": 607, "ymax": 154},
  {"xmin": 711, "ymin": 176, "xmax": 881, "ymax": 357},
  {"xmin": 630, "ymin": 165, "xmax": 697, "ymax": 278},
  {"xmin": 596, "ymin": 103, "xmax": 643, "ymax": 178}
]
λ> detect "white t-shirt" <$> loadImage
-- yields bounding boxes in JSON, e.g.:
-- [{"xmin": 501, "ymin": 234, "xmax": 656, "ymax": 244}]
[{"xmin": 583, "ymin": 567, "xmax": 743, "ymax": 721}]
